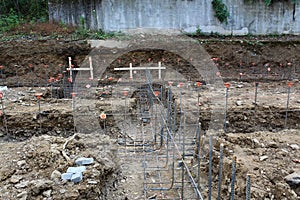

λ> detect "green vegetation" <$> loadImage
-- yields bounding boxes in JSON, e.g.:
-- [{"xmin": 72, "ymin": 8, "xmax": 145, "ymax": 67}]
[
  {"xmin": 0, "ymin": 0, "xmax": 48, "ymax": 20},
  {"xmin": 0, "ymin": 0, "xmax": 117, "ymax": 40},
  {"xmin": 72, "ymin": 29, "xmax": 119, "ymax": 40},
  {"xmin": 188, "ymin": 27, "xmax": 204, "ymax": 37},
  {"xmin": 72, "ymin": 16, "xmax": 119, "ymax": 40},
  {"xmin": 0, "ymin": 9, "xmax": 22, "ymax": 32},
  {"xmin": 212, "ymin": 0, "xmax": 229, "ymax": 24},
  {"xmin": 0, "ymin": 0, "xmax": 48, "ymax": 33}
]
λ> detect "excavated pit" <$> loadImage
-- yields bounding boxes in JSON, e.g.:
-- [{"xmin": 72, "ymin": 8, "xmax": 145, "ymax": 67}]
[{"xmin": 0, "ymin": 38, "xmax": 299, "ymax": 199}]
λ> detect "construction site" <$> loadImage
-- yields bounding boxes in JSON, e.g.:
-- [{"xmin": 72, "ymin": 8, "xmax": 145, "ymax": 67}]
[{"xmin": 0, "ymin": 34, "xmax": 299, "ymax": 200}]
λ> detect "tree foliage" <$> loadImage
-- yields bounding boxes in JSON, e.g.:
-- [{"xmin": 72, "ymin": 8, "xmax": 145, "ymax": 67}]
[
  {"xmin": 0, "ymin": 0, "xmax": 48, "ymax": 20},
  {"xmin": 212, "ymin": 0, "xmax": 229, "ymax": 24}
]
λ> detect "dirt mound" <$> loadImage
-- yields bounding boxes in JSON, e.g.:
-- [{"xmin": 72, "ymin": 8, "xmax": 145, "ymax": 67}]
[
  {"xmin": 0, "ymin": 133, "xmax": 121, "ymax": 200},
  {"xmin": 195, "ymin": 129, "xmax": 300, "ymax": 199}
]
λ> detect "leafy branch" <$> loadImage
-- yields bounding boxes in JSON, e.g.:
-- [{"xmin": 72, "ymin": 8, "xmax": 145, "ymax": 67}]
[{"xmin": 212, "ymin": 0, "xmax": 230, "ymax": 24}]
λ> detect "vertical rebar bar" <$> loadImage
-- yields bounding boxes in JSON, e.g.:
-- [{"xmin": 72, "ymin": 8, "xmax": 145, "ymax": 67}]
[
  {"xmin": 154, "ymin": 102, "xmax": 157, "ymax": 148},
  {"xmin": 38, "ymin": 99, "xmax": 42, "ymax": 133},
  {"xmin": 230, "ymin": 156, "xmax": 237, "ymax": 200},
  {"xmin": 197, "ymin": 123, "xmax": 201, "ymax": 190},
  {"xmin": 224, "ymin": 85, "xmax": 229, "ymax": 132},
  {"xmin": 208, "ymin": 134, "xmax": 213, "ymax": 200},
  {"xmin": 180, "ymin": 87, "xmax": 182, "ymax": 114},
  {"xmin": 285, "ymin": 83, "xmax": 291, "ymax": 128},
  {"xmin": 288, "ymin": 64, "xmax": 292, "ymax": 80},
  {"xmin": 197, "ymin": 87, "xmax": 200, "ymax": 106},
  {"xmin": 173, "ymin": 101, "xmax": 177, "ymax": 134},
  {"xmin": 69, "ymin": 71, "xmax": 72, "ymax": 98},
  {"xmin": 165, "ymin": 88, "xmax": 172, "ymax": 167},
  {"xmin": 217, "ymin": 143, "xmax": 224, "ymax": 200},
  {"xmin": 254, "ymin": 82, "xmax": 259, "ymax": 105},
  {"xmin": 160, "ymin": 126, "xmax": 164, "ymax": 148},
  {"xmin": 168, "ymin": 87, "xmax": 173, "ymax": 129},
  {"xmin": 245, "ymin": 174, "xmax": 251, "ymax": 200},
  {"xmin": 181, "ymin": 115, "xmax": 186, "ymax": 200},
  {"xmin": 143, "ymin": 122, "xmax": 147, "ymax": 197}
]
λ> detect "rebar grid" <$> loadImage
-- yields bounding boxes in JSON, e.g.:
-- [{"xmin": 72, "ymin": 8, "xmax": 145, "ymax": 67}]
[
  {"xmin": 0, "ymin": 61, "xmax": 299, "ymax": 199},
  {"xmin": 115, "ymin": 70, "xmax": 203, "ymax": 199}
]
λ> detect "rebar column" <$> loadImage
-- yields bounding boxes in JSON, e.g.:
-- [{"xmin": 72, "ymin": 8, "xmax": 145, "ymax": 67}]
[
  {"xmin": 154, "ymin": 102, "xmax": 157, "ymax": 148},
  {"xmin": 173, "ymin": 101, "xmax": 177, "ymax": 135},
  {"xmin": 217, "ymin": 143, "xmax": 224, "ymax": 200},
  {"xmin": 245, "ymin": 175, "xmax": 251, "ymax": 200},
  {"xmin": 208, "ymin": 134, "xmax": 213, "ymax": 200},
  {"xmin": 181, "ymin": 115, "xmax": 186, "ymax": 200},
  {"xmin": 197, "ymin": 123, "xmax": 201, "ymax": 190},
  {"xmin": 230, "ymin": 156, "xmax": 237, "ymax": 200},
  {"xmin": 38, "ymin": 98, "xmax": 42, "ymax": 133},
  {"xmin": 254, "ymin": 82, "xmax": 259, "ymax": 105},
  {"xmin": 224, "ymin": 83, "xmax": 230, "ymax": 132}
]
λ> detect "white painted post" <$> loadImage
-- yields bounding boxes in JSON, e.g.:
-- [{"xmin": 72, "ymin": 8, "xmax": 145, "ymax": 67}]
[
  {"xmin": 68, "ymin": 57, "xmax": 73, "ymax": 81},
  {"xmin": 66, "ymin": 57, "xmax": 94, "ymax": 80},
  {"xmin": 89, "ymin": 56, "xmax": 93, "ymax": 79},
  {"xmin": 158, "ymin": 61, "xmax": 162, "ymax": 79},
  {"xmin": 129, "ymin": 63, "xmax": 133, "ymax": 79},
  {"xmin": 114, "ymin": 63, "xmax": 166, "ymax": 80}
]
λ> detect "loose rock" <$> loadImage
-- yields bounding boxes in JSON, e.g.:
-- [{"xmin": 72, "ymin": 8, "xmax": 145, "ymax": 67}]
[
  {"xmin": 260, "ymin": 155, "xmax": 269, "ymax": 161},
  {"xmin": 51, "ymin": 170, "xmax": 61, "ymax": 180},
  {"xmin": 15, "ymin": 181, "xmax": 29, "ymax": 189},
  {"xmin": 284, "ymin": 171, "xmax": 300, "ymax": 187},
  {"xmin": 290, "ymin": 144, "xmax": 300, "ymax": 150},
  {"xmin": 17, "ymin": 160, "xmax": 26, "ymax": 167},
  {"xmin": 10, "ymin": 175, "xmax": 23, "ymax": 184},
  {"xmin": 236, "ymin": 100, "xmax": 243, "ymax": 106}
]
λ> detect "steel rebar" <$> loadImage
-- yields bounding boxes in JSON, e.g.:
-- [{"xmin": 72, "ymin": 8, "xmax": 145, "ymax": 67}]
[
  {"xmin": 254, "ymin": 82, "xmax": 259, "ymax": 105},
  {"xmin": 230, "ymin": 156, "xmax": 237, "ymax": 200},
  {"xmin": 38, "ymin": 98, "xmax": 42, "ymax": 133},
  {"xmin": 245, "ymin": 175, "xmax": 251, "ymax": 200},
  {"xmin": 224, "ymin": 87, "xmax": 229, "ymax": 132},
  {"xmin": 217, "ymin": 143, "xmax": 224, "ymax": 200},
  {"xmin": 181, "ymin": 115, "xmax": 186, "ymax": 200},
  {"xmin": 197, "ymin": 123, "xmax": 201, "ymax": 190},
  {"xmin": 208, "ymin": 134, "xmax": 213, "ymax": 200}
]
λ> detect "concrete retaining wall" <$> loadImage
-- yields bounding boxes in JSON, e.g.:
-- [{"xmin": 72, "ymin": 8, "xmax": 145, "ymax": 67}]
[{"xmin": 48, "ymin": 0, "xmax": 300, "ymax": 35}]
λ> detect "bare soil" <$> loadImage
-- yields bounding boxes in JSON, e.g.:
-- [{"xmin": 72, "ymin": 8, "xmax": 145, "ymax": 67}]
[{"xmin": 0, "ymin": 34, "xmax": 300, "ymax": 199}]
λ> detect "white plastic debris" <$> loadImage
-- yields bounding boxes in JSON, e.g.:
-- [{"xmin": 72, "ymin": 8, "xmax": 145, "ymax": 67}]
[
  {"xmin": 75, "ymin": 157, "xmax": 94, "ymax": 165},
  {"xmin": 70, "ymin": 172, "xmax": 83, "ymax": 183},
  {"xmin": 61, "ymin": 173, "xmax": 73, "ymax": 180},
  {"xmin": 0, "ymin": 86, "xmax": 8, "ymax": 91},
  {"xmin": 66, "ymin": 166, "xmax": 86, "ymax": 174}
]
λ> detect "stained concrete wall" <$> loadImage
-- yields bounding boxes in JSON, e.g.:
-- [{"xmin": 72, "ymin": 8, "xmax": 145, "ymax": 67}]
[{"xmin": 48, "ymin": 0, "xmax": 300, "ymax": 35}]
